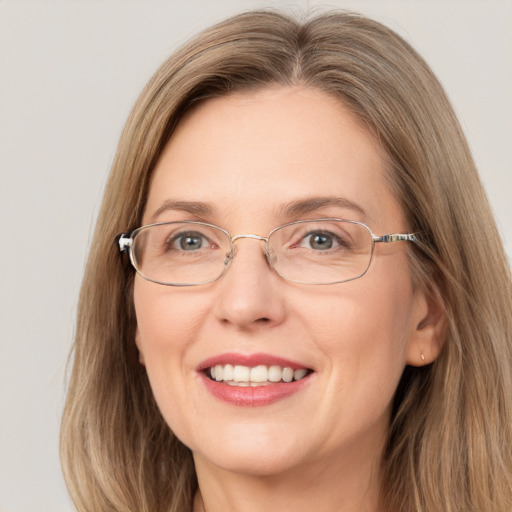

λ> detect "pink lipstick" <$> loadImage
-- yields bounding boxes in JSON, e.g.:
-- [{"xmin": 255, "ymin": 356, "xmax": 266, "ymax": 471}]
[{"xmin": 198, "ymin": 352, "xmax": 314, "ymax": 407}]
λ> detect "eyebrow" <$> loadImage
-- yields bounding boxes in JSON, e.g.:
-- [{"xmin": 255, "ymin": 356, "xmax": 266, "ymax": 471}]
[
  {"xmin": 149, "ymin": 196, "xmax": 368, "ymax": 223},
  {"xmin": 280, "ymin": 196, "xmax": 367, "ymax": 219},
  {"xmin": 150, "ymin": 200, "xmax": 214, "ymax": 221}
]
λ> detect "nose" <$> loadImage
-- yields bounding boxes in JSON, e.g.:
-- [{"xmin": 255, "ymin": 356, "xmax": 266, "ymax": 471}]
[{"xmin": 213, "ymin": 237, "xmax": 287, "ymax": 330}]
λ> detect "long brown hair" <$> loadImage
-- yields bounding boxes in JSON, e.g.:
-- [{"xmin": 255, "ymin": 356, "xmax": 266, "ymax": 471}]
[{"xmin": 61, "ymin": 10, "xmax": 512, "ymax": 512}]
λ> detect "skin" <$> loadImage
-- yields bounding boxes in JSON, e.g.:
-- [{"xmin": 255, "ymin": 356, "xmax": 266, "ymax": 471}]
[{"xmin": 134, "ymin": 86, "xmax": 444, "ymax": 512}]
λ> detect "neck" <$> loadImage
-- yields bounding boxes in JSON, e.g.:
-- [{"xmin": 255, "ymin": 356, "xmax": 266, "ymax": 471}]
[{"xmin": 192, "ymin": 445, "xmax": 383, "ymax": 512}]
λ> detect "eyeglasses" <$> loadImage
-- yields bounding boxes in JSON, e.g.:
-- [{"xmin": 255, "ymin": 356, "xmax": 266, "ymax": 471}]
[{"xmin": 118, "ymin": 219, "xmax": 417, "ymax": 286}]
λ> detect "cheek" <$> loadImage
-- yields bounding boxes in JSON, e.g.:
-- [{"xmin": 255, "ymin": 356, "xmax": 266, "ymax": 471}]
[
  {"xmin": 134, "ymin": 279, "xmax": 207, "ymax": 355},
  {"xmin": 133, "ymin": 279, "xmax": 208, "ymax": 402},
  {"xmin": 305, "ymin": 277, "xmax": 413, "ymax": 347},
  {"xmin": 133, "ymin": 280, "xmax": 212, "ymax": 443},
  {"xmin": 300, "ymin": 273, "xmax": 414, "ymax": 395}
]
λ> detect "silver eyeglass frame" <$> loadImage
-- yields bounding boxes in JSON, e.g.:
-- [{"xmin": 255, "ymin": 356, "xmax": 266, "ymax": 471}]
[{"xmin": 118, "ymin": 218, "xmax": 418, "ymax": 286}]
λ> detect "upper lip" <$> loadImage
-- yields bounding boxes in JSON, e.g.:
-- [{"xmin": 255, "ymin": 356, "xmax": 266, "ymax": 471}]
[{"xmin": 197, "ymin": 352, "xmax": 312, "ymax": 371}]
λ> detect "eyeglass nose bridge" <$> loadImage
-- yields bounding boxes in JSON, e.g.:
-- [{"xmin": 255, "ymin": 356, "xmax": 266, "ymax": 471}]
[
  {"xmin": 224, "ymin": 233, "xmax": 272, "ymax": 267},
  {"xmin": 230, "ymin": 233, "xmax": 269, "ymax": 243}
]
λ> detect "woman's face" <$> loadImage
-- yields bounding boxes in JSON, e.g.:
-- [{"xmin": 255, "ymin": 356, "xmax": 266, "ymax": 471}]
[{"xmin": 134, "ymin": 87, "xmax": 437, "ymax": 477}]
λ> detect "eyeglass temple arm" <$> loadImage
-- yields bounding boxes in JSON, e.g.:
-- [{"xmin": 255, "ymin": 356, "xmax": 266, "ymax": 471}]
[{"xmin": 373, "ymin": 233, "xmax": 417, "ymax": 243}]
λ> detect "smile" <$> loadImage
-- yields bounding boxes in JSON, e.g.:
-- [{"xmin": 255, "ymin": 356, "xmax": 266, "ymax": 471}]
[
  {"xmin": 207, "ymin": 364, "xmax": 310, "ymax": 386},
  {"xmin": 198, "ymin": 353, "xmax": 315, "ymax": 406}
]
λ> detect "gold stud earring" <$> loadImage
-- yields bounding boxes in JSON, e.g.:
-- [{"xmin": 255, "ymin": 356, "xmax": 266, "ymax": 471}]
[{"xmin": 420, "ymin": 353, "xmax": 426, "ymax": 362}]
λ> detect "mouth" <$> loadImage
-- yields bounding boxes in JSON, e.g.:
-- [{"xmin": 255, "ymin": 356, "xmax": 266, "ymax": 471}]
[
  {"xmin": 205, "ymin": 364, "xmax": 313, "ymax": 387},
  {"xmin": 198, "ymin": 353, "xmax": 315, "ymax": 406}
]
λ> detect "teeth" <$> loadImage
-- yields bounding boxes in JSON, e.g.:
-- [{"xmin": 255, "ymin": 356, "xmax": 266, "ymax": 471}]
[
  {"xmin": 293, "ymin": 368, "xmax": 308, "ymax": 380},
  {"xmin": 282, "ymin": 367, "xmax": 294, "ymax": 383},
  {"xmin": 208, "ymin": 364, "xmax": 309, "ymax": 385},
  {"xmin": 233, "ymin": 365, "xmax": 250, "ymax": 382},
  {"xmin": 268, "ymin": 365, "xmax": 282, "ymax": 382},
  {"xmin": 250, "ymin": 365, "xmax": 268, "ymax": 382},
  {"xmin": 223, "ymin": 364, "xmax": 234, "ymax": 381}
]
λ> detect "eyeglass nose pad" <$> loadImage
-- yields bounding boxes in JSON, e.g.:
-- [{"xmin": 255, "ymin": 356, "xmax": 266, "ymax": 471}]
[
  {"xmin": 222, "ymin": 239, "xmax": 273, "ymax": 269},
  {"xmin": 223, "ymin": 250, "xmax": 234, "ymax": 266},
  {"xmin": 265, "ymin": 246, "xmax": 276, "ymax": 267}
]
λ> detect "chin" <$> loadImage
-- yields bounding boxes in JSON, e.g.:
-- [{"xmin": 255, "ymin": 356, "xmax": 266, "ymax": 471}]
[
  {"xmin": 186, "ymin": 422, "xmax": 312, "ymax": 477},
  {"xmin": 195, "ymin": 447, "xmax": 305, "ymax": 477}
]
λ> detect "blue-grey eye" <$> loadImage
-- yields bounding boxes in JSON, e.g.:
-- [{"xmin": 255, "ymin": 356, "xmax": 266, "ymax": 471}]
[
  {"xmin": 172, "ymin": 231, "xmax": 208, "ymax": 251},
  {"xmin": 307, "ymin": 233, "xmax": 333, "ymax": 250},
  {"xmin": 300, "ymin": 231, "xmax": 342, "ymax": 250}
]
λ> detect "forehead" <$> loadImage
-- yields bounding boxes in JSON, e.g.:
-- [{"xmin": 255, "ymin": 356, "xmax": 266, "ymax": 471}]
[{"xmin": 145, "ymin": 86, "xmax": 403, "ymax": 230}]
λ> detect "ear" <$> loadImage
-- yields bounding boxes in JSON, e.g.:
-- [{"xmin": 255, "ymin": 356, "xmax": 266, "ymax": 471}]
[
  {"xmin": 406, "ymin": 286, "xmax": 446, "ymax": 366},
  {"xmin": 135, "ymin": 327, "xmax": 146, "ymax": 366}
]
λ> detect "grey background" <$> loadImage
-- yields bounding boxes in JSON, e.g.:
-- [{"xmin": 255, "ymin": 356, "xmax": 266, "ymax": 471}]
[{"xmin": 1, "ymin": 1, "xmax": 510, "ymax": 510}]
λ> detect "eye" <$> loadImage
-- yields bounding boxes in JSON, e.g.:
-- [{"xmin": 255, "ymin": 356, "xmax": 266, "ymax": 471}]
[
  {"xmin": 304, "ymin": 232, "xmax": 333, "ymax": 250},
  {"xmin": 169, "ymin": 231, "xmax": 211, "ymax": 251},
  {"xmin": 299, "ymin": 231, "xmax": 348, "ymax": 251}
]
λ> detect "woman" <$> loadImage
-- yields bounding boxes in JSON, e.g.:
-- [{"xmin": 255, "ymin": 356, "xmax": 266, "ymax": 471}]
[{"xmin": 60, "ymin": 10, "xmax": 512, "ymax": 512}]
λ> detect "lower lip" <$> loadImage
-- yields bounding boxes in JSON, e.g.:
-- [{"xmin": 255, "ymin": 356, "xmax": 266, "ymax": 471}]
[{"xmin": 200, "ymin": 373, "xmax": 312, "ymax": 407}]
